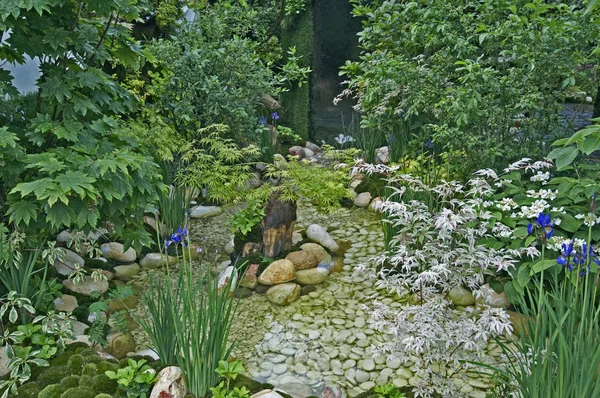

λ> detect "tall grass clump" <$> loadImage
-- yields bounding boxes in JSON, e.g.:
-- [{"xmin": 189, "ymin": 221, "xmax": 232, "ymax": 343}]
[
  {"xmin": 135, "ymin": 227, "xmax": 238, "ymax": 396},
  {"xmin": 490, "ymin": 207, "xmax": 600, "ymax": 397},
  {"xmin": 157, "ymin": 162, "xmax": 192, "ymax": 235}
]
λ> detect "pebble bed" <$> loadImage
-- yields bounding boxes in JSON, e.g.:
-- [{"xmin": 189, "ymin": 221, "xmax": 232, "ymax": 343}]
[{"xmin": 134, "ymin": 199, "xmax": 505, "ymax": 398}]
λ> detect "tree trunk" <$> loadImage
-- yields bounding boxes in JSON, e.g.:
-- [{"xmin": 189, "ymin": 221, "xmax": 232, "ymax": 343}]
[{"xmin": 261, "ymin": 191, "xmax": 297, "ymax": 258}]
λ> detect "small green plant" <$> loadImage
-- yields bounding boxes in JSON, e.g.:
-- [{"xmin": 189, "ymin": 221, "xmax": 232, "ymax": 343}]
[
  {"xmin": 210, "ymin": 360, "xmax": 249, "ymax": 398},
  {"xmin": 284, "ymin": 0, "xmax": 308, "ymax": 16},
  {"xmin": 231, "ymin": 198, "xmax": 266, "ymax": 236},
  {"xmin": 374, "ymin": 384, "xmax": 406, "ymax": 398},
  {"xmin": 87, "ymin": 285, "xmax": 135, "ymax": 346},
  {"xmin": 277, "ymin": 125, "xmax": 302, "ymax": 146},
  {"xmin": 105, "ymin": 359, "xmax": 157, "ymax": 398}
]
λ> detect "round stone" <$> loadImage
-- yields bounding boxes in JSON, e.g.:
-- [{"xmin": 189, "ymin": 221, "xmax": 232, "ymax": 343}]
[
  {"xmin": 272, "ymin": 364, "xmax": 288, "ymax": 375},
  {"xmin": 361, "ymin": 359, "xmax": 375, "ymax": 371}
]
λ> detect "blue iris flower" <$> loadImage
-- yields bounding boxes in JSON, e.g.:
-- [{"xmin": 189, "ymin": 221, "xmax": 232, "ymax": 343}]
[
  {"xmin": 259, "ymin": 116, "xmax": 266, "ymax": 125},
  {"xmin": 271, "ymin": 112, "xmax": 280, "ymax": 121},
  {"xmin": 168, "ymin": 226, "xmax": 188, "ymax": 246},
  {"xmin": 528, "ymin": 213, "xmax": 554, "ymax": 239}
]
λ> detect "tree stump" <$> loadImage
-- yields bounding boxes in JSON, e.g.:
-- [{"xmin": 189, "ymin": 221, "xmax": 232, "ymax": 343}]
[{"xmin": 261, "ymin": 191, "xmax": 297, "ymax": 258}]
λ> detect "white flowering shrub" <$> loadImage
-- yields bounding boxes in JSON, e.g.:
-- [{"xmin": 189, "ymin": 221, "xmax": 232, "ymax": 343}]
[{"xmin": 354, "ymin": 162, "xmax": 517, "ymax": 397}]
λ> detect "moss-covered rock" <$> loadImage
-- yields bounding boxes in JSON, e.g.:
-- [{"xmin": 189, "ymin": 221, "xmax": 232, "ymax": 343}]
[
  {"xmin": 38, "ymin": 383, "xmax": 63, "ymax": 398},
  {"xmin": 62, "ymin": 387, "xmax": 97, "ymax": 398},
  {"xmin": 78, "ymin": 374, "xmax": 93, "ymax": 387},
  {"xmin": 97, "ymin": 360, "xmax": 119, "ymax": 375},
  {"xmin": 60, "ymin": 374, "xmax": 81, "ymax": 389},
  {"xmin": 37, "ymin": 365, "xmax": 71, "ymax": 388},
  {"xmin": 67, "ymin": 353, "xmax": 85, "ymax": 374},
  {"xmin": 49, "ymin": 351, "xmax": 72, "ymax": 367},
  {"xmin": 94, "ymin": 394, "xmax": 114, "ymax": 398},
  {"xmin": 82, "ymin": 362, "xmax": 99, "ymax": 376},
  {"xmin": 91, "ymin": 373, "xmax": 118, "ymax": 394},
  {"xmin": 229, "ymin": 374, "xmax": 266, "ymax": 394},
  {"xmin": 15, "ymin": 381, "xmax": 41, "ymax": 398}
]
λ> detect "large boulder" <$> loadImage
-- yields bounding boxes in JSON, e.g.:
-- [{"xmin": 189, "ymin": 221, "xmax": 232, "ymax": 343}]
[
  {"xmin": 139, "ymin": 253, "xmax": 178, "ymax": 269},
  {"xmin": 113, "ymin": 263, "xmax": 141, "ymax": 281},
  {"xmin": 306, "ymin": 224, "xmax": 339, "ymax": 252},
  {"xmin": 190, "ymin": 205, "xmax": 223, "ymax": 219},
  {"xmin": 257, "ymin": 259, "xmax": 296, "ymax": 285},
  {"xmin": 106, "ymin": 332, "xmax": 136, "ymax": 359},
  {"xmin": 476, "ymin": 284, "xmax": 510, "ymax": 308},
  {"xmin": 150, "ymin": 366, "xmax": 186, "ymax": 398},
  {"xmin": 55, "ymin": 249, "xmax": 84, "ymax": 276},
  {"xmin": 62, "ymin": 276, "xmax": 109, "ymax": 296},
  {"xmin": 353, "ymin": 192, "xmax": 372, "ymax": 208},
  {"xmin": 299, "ymin": 243, "xmax": 331, "ymax": 263},
  {"xmin": 285, "ymin": 251, "xmax": 319, "ymax": 270},
  {"xmin": 305, "ymin": 141, "xmax": 321, "ymax": 153},
  {"xmin": 448, "ymin": 285, "xmax": 475, "ymax": 306},
  {"xmin": 295, "ymin": 267, "xmax": 329, "ymax": 285},
  {"xmin": 53, "ymin": 294, "xmax": 78, "ymax": 312},
  {"xmin": 266, "ymin": 283, "xmax": 301, "ymax": 306},
  {"xmin": 289, "ymin": 146, "xmax": 306, "ymax": 158},
  {"xmin": 100, "ymin": 242, "xmax": 137, "ymax": 263}
]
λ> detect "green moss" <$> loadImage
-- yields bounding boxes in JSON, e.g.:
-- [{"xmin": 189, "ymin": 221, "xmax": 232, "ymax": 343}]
[
  {"xmin": 15, "ymin": 381, "xmax": 40, "ymax": 398},
  {"xmin": 84, "ymin": 355, "xmax": 103, "ymax": 365},
  {"xmin": 62, "ymin": 387, "xmax": 97, "ymax": 398},
  {"xmin": 37, "ymin": 365, "xmax": 71, "ymax": 388},
  {"xmin": 49, "ymin": 351, "xmax": 72, "ymax": 367},
  {"xmin": 91, "ymin": 374, "xmax": 118, "ymax": 394},
  {"xmin": 60, "ymin": 375, "xmax": 81, "ymax": 390},
  {"xmin": 97, "ymin": 360, "xmax": 120, "ymax": 375},
  {"xmin": 78, "ymin": 348, "xmax": 99, "ymax": 357},
  {"xmin": 67, "ymin": 354, "xmax": 85, "ymax": 374},
  {"xmin": 82, "ymin": 362, "xmax": 99, "ymax": 376},
  {"xmin": 79, "ymin": 375, "xmax": 93, "ymax": 387},
  {"xmin": 38, "ymin": 383, "xmax": 63, "ymax": 398},
  {"xmin": 280, "ymin": 2, "xmax": 314, "ymax": 140},
  {"xmin": 94, "ymin": 394, "xmax": 114, "ymax": 398},
  {"xmin": 355, "ymin": 386, "xmax": 417, "ymax": 398},
  {"xmin": 229, "ymin": 374, "xmax": 265, "ymax": 394}
]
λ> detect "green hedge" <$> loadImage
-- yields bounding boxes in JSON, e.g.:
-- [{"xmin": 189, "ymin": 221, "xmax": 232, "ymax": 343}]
[{"xmin": 280, "ymin": 3, "xmax": 314, "ymax": 141}]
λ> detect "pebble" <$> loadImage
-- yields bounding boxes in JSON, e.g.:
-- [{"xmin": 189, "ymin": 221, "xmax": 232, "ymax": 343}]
[
  {"xmin": 361, "ymin": 359, "xmax": 375, "ymax": 371},
  {"xmin": 272, "ymin": 364, "xmax": 288, "ymax": 375}
]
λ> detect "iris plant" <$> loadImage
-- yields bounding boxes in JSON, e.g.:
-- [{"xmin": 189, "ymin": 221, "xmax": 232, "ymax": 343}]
[{"xmin": 528, "ymin": 213, "xmax": 554, "ymax": 243}]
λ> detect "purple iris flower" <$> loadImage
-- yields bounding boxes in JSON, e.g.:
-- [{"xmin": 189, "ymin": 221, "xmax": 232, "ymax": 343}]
[
  {"xmin": 528, "ymin": 213, "xmax": 554, "ymax": 239},
  {"xmin": 271, "ymin": 112, "xmax": 280, "ymax": 121},
  {"xmin": 259, "ymin": 116, "xmax": 266, "ymax": 125}
]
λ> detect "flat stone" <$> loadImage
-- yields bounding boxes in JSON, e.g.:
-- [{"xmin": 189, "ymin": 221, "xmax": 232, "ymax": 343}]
[
  {"xmin": 272, "ymin": 364, "xmax": 288, "ymax": 375},
  {"xmin": 448, "ymin": 285, "xmax": 475, "ymax": 306},
  {"xmin": 296, "ymin": 267, "xmax": 329, "ymax": 285},
  {"xmin": 55, "ymin": 249, "xmax": 84, "ymax": 276},
  {"xmin": 113, "ymin": 263, "xmax": 141, "ymax": 281},
  {"xmin": 63, "ymin": 276, "xmax": 108, "ymax": 296},
  {"xmin": 139, "ymin": 253, "xmax": 178, "ymax": 269},
  {"xmin": 286, "ymin": 251, "xmax": 319, "ymax": 270},
  {"xmin": 353, "ymin": 192, "xmax": 372, "ymax": 208},
  {"xmin": 189, "ymin": 205, "xmax": 223, "ymax": 219},
  {"xmin": 360, "ymin": 359, "xmax": 375, "ymax": 371},
  {"xmin": 299, "ymin": 243, "xmax": 331, "ymax": 263}
]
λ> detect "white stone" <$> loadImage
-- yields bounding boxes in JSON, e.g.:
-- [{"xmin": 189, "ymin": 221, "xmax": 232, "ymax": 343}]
[
  {"xmin": 150, "ymin": 367, "xmax": 186, "ymax": 398},
  {"xmin": 306, "ymin": 224, "xmax": 339, "ymax": 252},
  {"xmin": 353, "ymin": 192, "xmax": 372, "ymax": 208},
  {"xmin": 189, "ymin": 205, "xmax": 223, "ymax": 219}
]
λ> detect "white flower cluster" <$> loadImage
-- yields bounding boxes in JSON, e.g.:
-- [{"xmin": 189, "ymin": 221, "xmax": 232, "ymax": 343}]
[
  {"xmin": 529, "ymin": 171, "xmax": 550, "ymax": 185},
  {"xmin": 511, "ymin": 199, "xmax": 550, "ymax": 219},
  {"xmin": 354, "ymin": 164, "xmax": 518, "ymax": 396},
  {"xmin": 547, "ymin": 236, "xmax": 588, "ymax": 252},
  {"xmin": 575, "ymin": 213, "xmax": 600, "ymax": 227},
  {"xmin": 496, "ymin": 198, "xmax": 518, "ymax": 212},
  {"xmin": 526, "ymin": 189, "xmax": 558, "ymax": 200}
]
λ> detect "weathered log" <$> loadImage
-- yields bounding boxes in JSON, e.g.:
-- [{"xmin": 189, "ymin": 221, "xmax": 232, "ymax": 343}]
[{"xmin": 261, "ymin": 191, "xmax": 297, "ymax": 258}]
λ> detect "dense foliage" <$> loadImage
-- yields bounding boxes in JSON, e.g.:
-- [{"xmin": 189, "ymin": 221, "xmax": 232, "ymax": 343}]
[
  {"xmin": 0, "ymin": 0, "xmax": 162, "ymax": 249},
  {"xmin": 341, "ymin": 0, "xmax": 598, "ymax": 175}
]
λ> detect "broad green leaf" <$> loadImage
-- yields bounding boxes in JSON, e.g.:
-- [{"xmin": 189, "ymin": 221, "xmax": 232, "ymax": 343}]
[
  {"xmin": 55, "ymin": 171, "xmax": 96, "ymax": 198},
  {"xmin": 0, "ymin": 127, "xmax": 19, "ymax": 148},
  {"xmin": 531, "ymin": 259, "xmax": 557, "ymax": 274},
  {"xmin": 547, "ymin": 146, "xmax": 579, "ymax": 171},
  {"xmin": 516, "ymin": 265, "xmax": 531, "ymax": 287},
  {"xmin": 582, "ymin": 134, "xmax": 600, "ymax": 155},
  {"xmin": 11, "ymin": 178, "xmax": 55, "ymax": 198},
  {"xmin": 8, "ymin": 201, "xmax": 38, "ymax": 226}
]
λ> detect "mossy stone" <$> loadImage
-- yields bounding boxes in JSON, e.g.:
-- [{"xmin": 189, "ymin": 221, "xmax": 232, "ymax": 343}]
[
  {"xmin": 67, "ymin": 353, "xmax": 85, "ymax": 373},
  {"xmin": 15, "ymin": 381, "xmax": 40, "ymax": 398},
  {"xmin": 355, "ymin": 386, "xmax": 416, "ymax": 398},
  {"xmin": 79, "ymin": 374, "xmax": 93, "ymax": 387},
  {"xmin": 49, "ymin": 351, "xmax": 72, "ymax": 367},
  {"xmin": 82, "ymin": 362, "xmax": 98, "ymax": 376},
  {"xmin": 79, "ymin": 348, "xmax": 99, "ymax": 357},
  {"xmin": 94, "ymin": 394, "xmax": 114, "ymax": 398},
  {"xmin": 37, "ymin": 365, "xmax": 71, "ymax": 388},
  {"xmin": 229, "ymin": 374, "xmax": 265, "ymax": 394},
  {"xmin": 91, "ymin": 374, "xmax": 118, "ymax": 394},
  {"xmin": 62, "ymin": 387, "xmax": 97, "ymax": 398},
  {"xmin": 85, "ymin": 355, "xmax": 103, "ymax": 365},
  {"xmin": 60, "ymin": 375, "xmax": 81, "ymax": 389},
  {"xmin": 66, "ymin": 342, "xmax": 90, "ymax": 353},
  {"xmin": 38, "ymin": 383, "xmax": 63, "ymax": 398}
]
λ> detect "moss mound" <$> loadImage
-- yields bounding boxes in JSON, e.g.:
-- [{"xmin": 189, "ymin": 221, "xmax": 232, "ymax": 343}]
[
  {"xmin": 60, "ymin": 375, "xmax": 81, "ymax": 389},
  {"xmin": 37, "ymin": 365, "xmax": 72, "ymax": 388},
  {"xmin": 38, "ymin": 383, "xmax": 63, "ymax": 398},
  {"xmin": 62, "ymin": 387, "xmax": 97, "ymax": 398},
  {"xmin": 91, "ymin": 374, "xmax": 118, "ymax": 394},
  {"xmin": 15, "ymin": 381, "xmax": 40, "ymax": 398}
]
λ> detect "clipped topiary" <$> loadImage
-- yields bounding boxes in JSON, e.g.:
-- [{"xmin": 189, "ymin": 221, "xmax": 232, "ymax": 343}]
[
  {"xmin": 67, "ymin": 353, "xmax": 85, "ymax": 374},
  {"xmin": 91, "ymin": 374, "xmax": 118, "ymax": 394},
  {"xmin": 60, "ymin": 375, "xmax": 81, "ymax": 390},
  {"xmin": 38, "ymin": 383, "xmax": 63, "ymax": 398},
  {"xmin": 62, "ymin": 387, "xmax": 97, "ymax": 398},
  {"xmin": 37, "ymin": 365, "xmax": 72, "ymax": 388}
]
